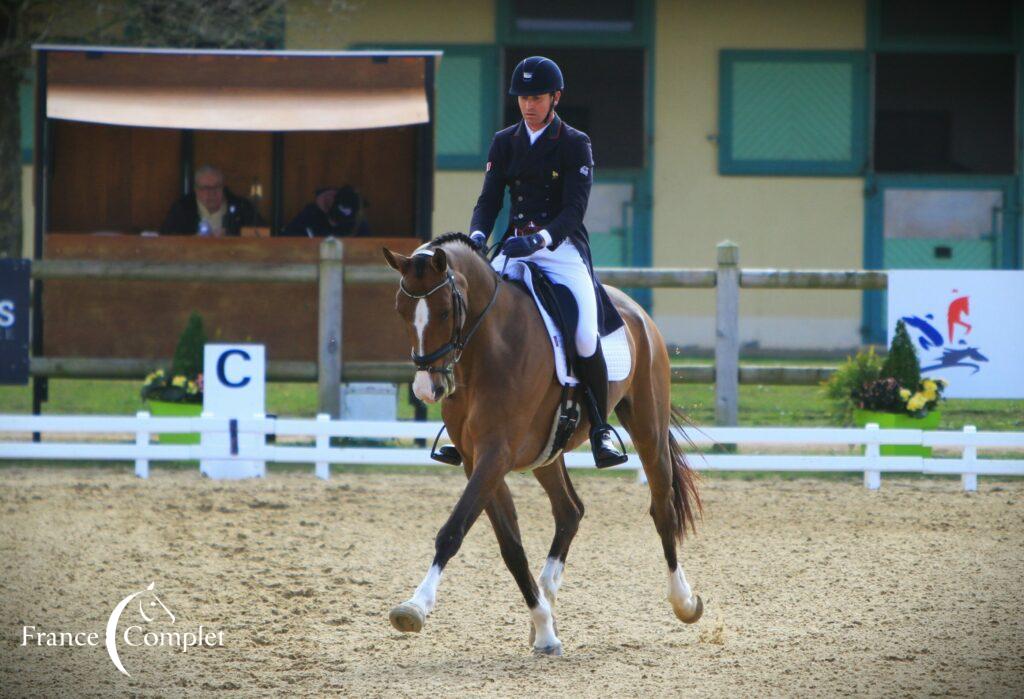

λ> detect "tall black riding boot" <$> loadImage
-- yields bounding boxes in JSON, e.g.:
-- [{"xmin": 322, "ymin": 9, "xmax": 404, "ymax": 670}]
[{"xmin": 576, "ymin": 340, "xmax": 628, "ymax": 468}]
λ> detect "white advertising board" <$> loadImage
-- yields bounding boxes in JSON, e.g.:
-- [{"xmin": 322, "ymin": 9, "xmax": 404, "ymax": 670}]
[
  {"xmin": 201, "ymin": 344, "xmax": 266, "ymax": 479},
  {"xmin": 887, "ymin": 270, "xmax": 1024, "ymax": 399}
]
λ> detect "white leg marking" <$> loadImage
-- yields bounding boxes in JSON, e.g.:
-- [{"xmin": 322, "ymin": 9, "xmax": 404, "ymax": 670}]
[
  {"xmin": 530, "ymin": 591, "xmax": 561, "ymax": 651},
  {"xmin": 668, "ymin": 566, "xmax": 699, "ymax": 618},
  {"xmin": 539, "ymin": 557, "xmax": 564, "ymax": 604},
  {"xmin": 407, "ymin": 564, "xmax": 442, "ymax": 616}
]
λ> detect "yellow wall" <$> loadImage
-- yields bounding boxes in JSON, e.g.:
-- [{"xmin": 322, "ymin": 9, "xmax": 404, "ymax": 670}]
[
  {"xmin": 286, "ymin": 0, "xmax": 495, "ymax": 239},
  {"xmin": 653, "ymin": 0, "xmax": 867, "ymax": 349},
  {"xmin": 284, "ymin": 0, "xmax": 870, "ymax": 349}
]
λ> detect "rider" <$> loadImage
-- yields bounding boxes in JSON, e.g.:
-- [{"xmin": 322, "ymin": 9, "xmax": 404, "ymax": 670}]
[{"xmin": 441, "ymin": 55, "xmax": 627, "ymax": 469}]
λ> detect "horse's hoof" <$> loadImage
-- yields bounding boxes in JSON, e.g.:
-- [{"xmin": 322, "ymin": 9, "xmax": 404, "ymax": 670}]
[
  {"xmin": 389, "ymin": 602, "xmax": 425, "ymax": 633},
  {"xmin": 674, "ymin": 595, "xmax": 704, "ymax": 624},
  {"xmin": 533, "ymin": 641, "xmax": 563, "ymax": 657}
]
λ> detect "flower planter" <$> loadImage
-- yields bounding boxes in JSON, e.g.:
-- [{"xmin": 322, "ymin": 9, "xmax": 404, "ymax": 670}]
[
  {"xmin": 853, "ymin": 409, "xmax": 941, "ymax": 457},
  {"xmin": 147, "ymin": 400, "xmax": 203, "ymax": 444}
]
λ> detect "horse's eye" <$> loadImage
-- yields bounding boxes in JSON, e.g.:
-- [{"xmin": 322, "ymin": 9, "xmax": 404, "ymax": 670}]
[{"xmin": 440, "ymin": 311, "xmax": 450, "ymax": 320}]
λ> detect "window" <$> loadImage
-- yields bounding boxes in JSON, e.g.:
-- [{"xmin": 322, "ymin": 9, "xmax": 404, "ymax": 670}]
[
  {"xmin": 503, "ymin": 47, "xmax": 645, "ymax": 169},
  {"xmin": 874, "ymin": 53, "xmax": 1014, "ymax": 174},
  {"xmin": 500, "ymin": 0, "xmax": 649, "ymax": 46},
  {"xmin": 872, "ymin": 0, "xmax": 1016, "ymax": 51},
  {"xmin": 718, "ymin": 50, "xmax": 867, "ymax": 176}
]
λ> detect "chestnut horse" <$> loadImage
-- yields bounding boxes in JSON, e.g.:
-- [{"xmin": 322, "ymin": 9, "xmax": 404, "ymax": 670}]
[{"xmin": 382, "ymin": 233, "xmax": 702, "ymax": 656}]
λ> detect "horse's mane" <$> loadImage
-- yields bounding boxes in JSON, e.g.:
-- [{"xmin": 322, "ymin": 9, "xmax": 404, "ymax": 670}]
[
  {"xmin": 411, "ymin": 231, "xmax": 489, "ymax": 278},
  {"xmin": 427, "ymin": 231, "xmax": 485, "ymax": 253}
]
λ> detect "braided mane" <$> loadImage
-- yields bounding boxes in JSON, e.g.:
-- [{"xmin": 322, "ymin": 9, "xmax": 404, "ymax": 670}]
[{"xmin": 428, "ymin": 231, "xmax": 484, "ymax": 252}]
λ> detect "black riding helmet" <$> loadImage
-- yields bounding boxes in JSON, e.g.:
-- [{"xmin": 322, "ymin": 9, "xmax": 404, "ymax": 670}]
[{"xmin": 508, "ymin": 56, "xmax": 564, "ymax": 96}]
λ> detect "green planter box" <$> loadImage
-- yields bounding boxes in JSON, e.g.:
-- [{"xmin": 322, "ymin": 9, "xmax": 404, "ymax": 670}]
[
  {"xmin": 147, "ymin": 400, "xmax": 203, "ymax": 444},
  {"xmin": 853, "ymin": 409, "xmax": 941, "ymax": 457}
]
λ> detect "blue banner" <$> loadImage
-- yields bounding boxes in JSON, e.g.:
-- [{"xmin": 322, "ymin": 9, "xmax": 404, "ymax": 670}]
[{"xmin": 0, "ymin": 259, "xmax": 30, "ymax": 385}]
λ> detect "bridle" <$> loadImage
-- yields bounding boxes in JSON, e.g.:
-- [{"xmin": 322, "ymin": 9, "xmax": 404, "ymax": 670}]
[{"xmin": 400, "ymin": 261, "xmax": 503, "ymax": 376}]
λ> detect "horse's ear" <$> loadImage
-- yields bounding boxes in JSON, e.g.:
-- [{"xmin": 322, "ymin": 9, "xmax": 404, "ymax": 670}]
[
  {"xmin": 431, "ymin": 248, "xmax": 448, "ymax": 274},
  {"xmin": 382, "ymin": 247, "xmax": 411, "ymax": 273}
]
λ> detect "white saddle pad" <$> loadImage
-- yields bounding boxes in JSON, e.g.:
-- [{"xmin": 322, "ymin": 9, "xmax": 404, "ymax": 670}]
[{"xmin": 504, "ymin": 260, "xmax": 631, "ymax": 387}]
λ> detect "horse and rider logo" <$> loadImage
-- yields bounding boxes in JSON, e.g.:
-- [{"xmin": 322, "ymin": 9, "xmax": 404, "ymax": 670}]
[
  {"xmin": 900, "ymin": 289, "xmax": 989, "ymax": 375},
  {"xmin": 105, "ymin": 582, "xmax": 174, "ymax": 676}
]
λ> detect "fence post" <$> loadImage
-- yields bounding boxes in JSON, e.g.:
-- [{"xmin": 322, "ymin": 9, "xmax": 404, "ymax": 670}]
[
  {"xmin": 715, "ymin": 240, "xmax": 739, "ymax": 427},
  {"xmin": 318, "ymin": 238, "xmax": 344, "ymax": 419},
  {"xmin": 315, "ymin": 413, "xmax": 331, "ymax": 480},
  {"xmin": 961, "ymin": 425, "xmax": 978, "ymax": 492},
  {"xmin": 135, "ymin": 410, "xmax": 150, "ymax": 479},
  {"xmin": 864, "ymin": 422, "xmax": 881, "ymax": 490}
]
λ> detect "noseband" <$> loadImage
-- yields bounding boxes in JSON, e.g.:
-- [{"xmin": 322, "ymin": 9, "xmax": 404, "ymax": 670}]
[{"xmin": 400, "ymin": 267, "xmax": 502, "ymax": 375}]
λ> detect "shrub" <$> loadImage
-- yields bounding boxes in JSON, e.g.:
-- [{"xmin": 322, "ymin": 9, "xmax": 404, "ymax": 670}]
[
  {"xmin": 881, "ymin": 319, "xmax": 920, "ymax": 389},
  {"xmin": 822, "ymin": 348, "xmax": 883, "ymax": 425},
  {"xmin": 171, "ymin": 313, "xmax": 207, "ymax": 380}
]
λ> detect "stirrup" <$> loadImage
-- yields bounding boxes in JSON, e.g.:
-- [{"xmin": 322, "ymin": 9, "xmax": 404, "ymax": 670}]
[
  {"xmin": 429, "ymin": 423, "xmax": 462, "ymax": 465},
  {"xmin": 432, "ymin": 445, "xmax": 463, "ymax": 466},
  {"xmin": 591, "ymin": 424, "xmax": 628, "ymax": 469}
]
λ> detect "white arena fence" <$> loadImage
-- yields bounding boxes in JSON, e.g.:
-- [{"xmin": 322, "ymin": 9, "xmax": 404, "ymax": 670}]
[{"xmin": 0, "ymin": 413, "xmax": 1022, "ymax": 492}]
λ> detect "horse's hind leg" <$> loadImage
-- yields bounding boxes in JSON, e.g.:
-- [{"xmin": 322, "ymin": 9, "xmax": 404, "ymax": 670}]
[
  {"xmin": 616, "ymin": 394, "xmax": 703, "ymax": 624},
  {"xmin": 484, "ymin": 479, "xmax": 563, "ymax": 656},
  {"xmin": 532, "ymin": 457, "xmax": 584, "ymax": 610}
]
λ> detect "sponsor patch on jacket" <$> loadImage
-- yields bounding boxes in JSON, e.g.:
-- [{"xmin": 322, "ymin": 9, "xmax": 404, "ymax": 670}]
[
  {"xmin": 486, "ymin": 161, "xmax": 492, "ymax": 172},
  {"xmin": 579, "ymin": 165, "xmax": 590, "ymax": 176}
]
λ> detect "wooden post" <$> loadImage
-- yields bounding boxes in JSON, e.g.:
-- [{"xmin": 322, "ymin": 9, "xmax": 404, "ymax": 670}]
[
  {"xmin": 318, "ymin": 238, "xmax": 344, "ymax": 419},
  {"xmin": 715, "ymin": 241, "xmax": 739, "ymax": 427}
]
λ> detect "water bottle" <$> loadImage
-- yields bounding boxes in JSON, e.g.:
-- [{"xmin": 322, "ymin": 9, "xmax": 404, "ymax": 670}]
[{"xmin": 198, "ymin": 220, "xmax": 212, "ymax": 237}]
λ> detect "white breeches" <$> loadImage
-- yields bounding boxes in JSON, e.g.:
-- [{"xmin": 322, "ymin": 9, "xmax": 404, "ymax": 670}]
[{"xmin": 492, "ymin": 240, "xmax": 600, "ymax": 358}]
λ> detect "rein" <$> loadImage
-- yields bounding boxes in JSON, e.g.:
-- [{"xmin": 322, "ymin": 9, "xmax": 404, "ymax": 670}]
[{"xmin": 400, "ymin": 256, "xmax": 505, "ymax": 375}]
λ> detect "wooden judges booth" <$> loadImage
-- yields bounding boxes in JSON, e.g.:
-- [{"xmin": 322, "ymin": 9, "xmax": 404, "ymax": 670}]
[{"xmin": 31, "ymin": 46, "xmax": 437, "ymax": 400}]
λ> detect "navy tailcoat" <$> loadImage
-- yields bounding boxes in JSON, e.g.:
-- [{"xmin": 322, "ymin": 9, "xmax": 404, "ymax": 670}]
[{"xmin": 470, "ymin": 116, "xmax": 624, "ymax": 335}]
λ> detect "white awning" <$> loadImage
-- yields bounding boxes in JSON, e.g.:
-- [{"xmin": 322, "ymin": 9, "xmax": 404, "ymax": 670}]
[{"xmin": 45, "ymin": 49, "xmax": 432, "ymax": 131}]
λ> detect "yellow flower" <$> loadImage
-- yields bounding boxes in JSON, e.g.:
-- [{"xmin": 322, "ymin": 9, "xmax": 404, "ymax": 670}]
[
  {"xmin": 171, "ymin": 375, "xmax": 187, "ymax": 388},
  {"xmin": 899, "ymin": 388, "xmax": 911, "ymax": 400},
  {"xmin": 907, "ymin": 394, "xmax": 927, "ymax": 411},
  {"xmin": 187, "ymin": 381, "xmax": 198, "ymax": 394}
]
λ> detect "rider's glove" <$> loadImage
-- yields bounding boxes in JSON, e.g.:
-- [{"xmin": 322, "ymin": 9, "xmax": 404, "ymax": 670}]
[
  {"xmin": 469, "ymin": 231, "xmax": 488, "ymax": 249},
  {"xmin": 502, "ymin": 231, "xmax": 550, "ymax": 258}
]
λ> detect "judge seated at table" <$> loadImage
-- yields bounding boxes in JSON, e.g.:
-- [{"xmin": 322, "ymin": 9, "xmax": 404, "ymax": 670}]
[
  {"xmin": 161, "ymin": 164, "xmax": 264, "ymax": 237},
  {"xmin": 281, "ymin": 185, "xmax": 370, "ymax": 238}
]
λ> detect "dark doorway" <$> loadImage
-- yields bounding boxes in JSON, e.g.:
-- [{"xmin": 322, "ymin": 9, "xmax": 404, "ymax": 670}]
[
  {"xmin": 874, "ymin": 53, "xmax": 1015, "ymax": 174},
  {"xmin": 503, "ymin": 47, "xmax": 645, "ymax": 169}
]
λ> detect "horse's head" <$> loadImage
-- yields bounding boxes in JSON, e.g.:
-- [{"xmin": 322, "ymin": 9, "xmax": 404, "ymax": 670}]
[{"xmin": 383, "ymin": 244, "xmax": 466, "ymax": 403}]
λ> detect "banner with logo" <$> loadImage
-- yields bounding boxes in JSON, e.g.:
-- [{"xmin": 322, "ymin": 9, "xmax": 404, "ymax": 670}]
[
  {"xmin": 0, "ymin": 259, "xmax": 30, "ymax": 385},
  {"xmin": 887, "ymin": 270, "xmax": 1024, "ymax": 399}
]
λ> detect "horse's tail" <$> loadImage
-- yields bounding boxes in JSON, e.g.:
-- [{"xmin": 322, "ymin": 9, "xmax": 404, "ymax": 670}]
[{"xmin": 669, "ymin": 405, "xmax": 702, "ymax": 540}]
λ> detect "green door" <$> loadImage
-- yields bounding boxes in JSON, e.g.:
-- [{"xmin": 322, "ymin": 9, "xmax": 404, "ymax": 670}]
[{"xmin": 863, "ymin": 175, "xmax": 1019, "ymax": 341}]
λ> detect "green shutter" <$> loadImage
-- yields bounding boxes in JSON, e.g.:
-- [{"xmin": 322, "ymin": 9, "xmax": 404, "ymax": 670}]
[
  {"xmin": 719, "ymin": 51, "xmax": 866, "ymax": 175},
  {"xmin": 435, "ymin": 46, "xmax": 497, "ymax": 170}
]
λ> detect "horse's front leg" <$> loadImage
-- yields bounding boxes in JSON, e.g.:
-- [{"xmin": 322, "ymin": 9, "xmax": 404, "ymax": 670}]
[
  {"xmin": 388, "ymin": 449, "xmax": 508, "ymax": 635},
  {"xmin": 484, "ymin": 479, "xmax": 562, "ymax": 656}
]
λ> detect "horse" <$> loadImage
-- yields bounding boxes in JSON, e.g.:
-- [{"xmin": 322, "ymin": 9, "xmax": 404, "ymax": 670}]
[{"xmin": 381, "ymin": 233, "xmax": 702, "ymax": 656}]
